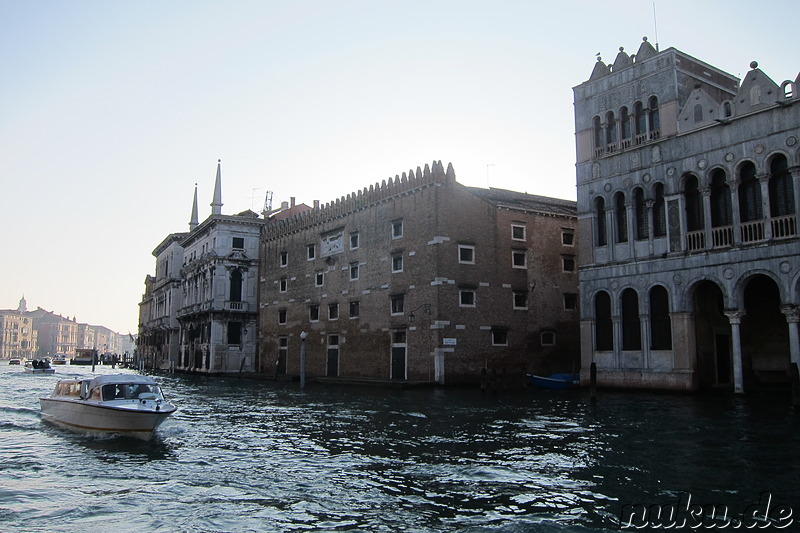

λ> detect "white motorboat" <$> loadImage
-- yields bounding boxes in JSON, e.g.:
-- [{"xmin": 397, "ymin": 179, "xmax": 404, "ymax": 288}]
[
  {"xmin": 24, "ymin": 359, "xmax": 55, "ymax": 374},
  {"xmin": 39, "ymin": 374, "xmax": 177, "ymax": 440}
]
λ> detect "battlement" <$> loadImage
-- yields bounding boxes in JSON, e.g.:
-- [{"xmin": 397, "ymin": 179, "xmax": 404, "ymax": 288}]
[{"xmin": 262, "ymin": 160, "xmax": 455, "ymax": 240}]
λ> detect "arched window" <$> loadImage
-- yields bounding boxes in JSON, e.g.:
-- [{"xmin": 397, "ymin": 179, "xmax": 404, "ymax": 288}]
[
  {"xmin": 595, "ymin": 291, "xmax": 613, "ymax": 351},
  {"xmin": 615, "ymin": 192, "xmax": 628, "ymax": 243},
  {"xmin": 649, "ymin": 286, "xmax": 672, "ymax": 350},
  {"xmin": 621, "ymin": 288, "xmax": 641, "ymax": 351},
  {"xmin": 652, "ymin": 183, "xmax": 667, "ymax": 237},
  {"xmin": 229, "ymin": 270, "xmax": 243, "ymax": 302},
  {"xmin": 738, "ymin": 162, "xmax": 762, "ymax": 222},
  {"xmin": 684, "ymin": 175, "xmax": 704, "ymax": 231},
  {"xmin": 710, "ymin": 169, "xmax": 732, "ymax": 227},
  {"xmin": 634, "ymin": 187, "xmax": 648, "ymax": 240},
  {"xmin": 634, "ymin": 101, "xmax": 646, "ymax": 136},
  {"xmin": 769, "ymin": 154, "xmax": 794, "ymax": 217},
  {"xmin": 606, "ymin": 111, "xmax": 617, "ymax": 146},
  {"xmin": 620, "ymin": 107, "xmax": 631, "ymax": 140},
  {"xmin": 693, "ymin": 104, "xmax": 703, "ymax": 123},
  {"xmin": 595, "ymin": 197, "xmax": 607, "ymax": 246},
  {"xmin": 593, "ymin": 116, "xmax": 603, "ymax": 149},
  {"xmin": 648, "ymin": 96, "xmax": 660, "ymax": 135}
]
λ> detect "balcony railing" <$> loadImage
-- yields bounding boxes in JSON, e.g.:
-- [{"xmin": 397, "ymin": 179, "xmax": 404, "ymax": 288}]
[
  {"xmin": 740, "ymin": 220, "xmax": 765, "ymax": 243},
  {"xmin": 711, "ymin": 226, "xmax": 733, "ymax": 248},
  {"xmin": 686, "ymin": 230, "xmax": 705, "ymax": 251},
  {"xmin": 772, "ymin": 214, "xmax": 797, "ymax": 239}
]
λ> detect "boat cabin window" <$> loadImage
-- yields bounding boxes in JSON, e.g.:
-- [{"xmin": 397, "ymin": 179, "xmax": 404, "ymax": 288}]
[
  {"xmin": 55, "ymin": 381, "xmax": 82, "ymax": 397},
  {"xmin": 101, "ymin": 383, "xmax": 158, "ymax": 401}
]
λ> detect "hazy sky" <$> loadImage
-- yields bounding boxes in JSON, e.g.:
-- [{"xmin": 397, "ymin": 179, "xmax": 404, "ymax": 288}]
[{"xmin": 1, "ymin": 0, "xmax": 796, "ymax": 334}]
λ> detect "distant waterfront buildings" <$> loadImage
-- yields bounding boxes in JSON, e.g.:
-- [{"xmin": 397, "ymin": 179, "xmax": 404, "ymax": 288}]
[
  {"xmin": 574, "ymin": 38, "xmax": 800, "ymax": 392},
  {"xmin": 0, "ymin": 295, "xmax": 130, "ymax": 360}
]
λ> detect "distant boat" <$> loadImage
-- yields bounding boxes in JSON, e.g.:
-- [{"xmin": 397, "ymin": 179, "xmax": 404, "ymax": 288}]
[
  {"xmin": 51, "ymin": 354, "xmax": 68, "ymax": 365},
  {"xmin": 40, "ymin": 374, "xmax": 177, "ymax": 441},
  {"xmin": 527, "ymin": 373, "xmax": 579, "ymax": 390},
  {"xmin": 71, "ymin": 348, "xmax": 97, "ymax": 366},
  {"xmin": 24, "ymin": 359, "xmax": 55, "ymax": 374},
  {"xmin": 8, "ymin": 358, "xmax": 22, "ymax": 365}
]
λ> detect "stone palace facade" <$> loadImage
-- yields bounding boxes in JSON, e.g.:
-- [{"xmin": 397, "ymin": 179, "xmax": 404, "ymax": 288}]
[{"xmin": 574, "ymin": 38, "xmax": 800, "ymax": 392}]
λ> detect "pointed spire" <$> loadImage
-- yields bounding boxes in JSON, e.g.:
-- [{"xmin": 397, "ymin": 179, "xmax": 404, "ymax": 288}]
[
  {"xmin": 18, "ymin": 294, "xmax": 27, "ymax": 313},
  {"xmin": 189, "ymin": 183, "xmax": 199, "ymax": 230},
  {"xmin": 211, "ymin": 159, "xmax": 223, "ymax": 215}
]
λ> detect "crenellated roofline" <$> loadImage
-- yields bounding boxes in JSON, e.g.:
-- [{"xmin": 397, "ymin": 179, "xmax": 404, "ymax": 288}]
[{"xmin": 262, "ymin": 160, "xmax": 455, "ymax": 240}]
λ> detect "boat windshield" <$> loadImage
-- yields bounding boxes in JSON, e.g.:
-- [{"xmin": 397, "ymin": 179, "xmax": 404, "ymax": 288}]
[{"xmin": 101, "ymin": 383, "xmax": 162, "ymax": 401}]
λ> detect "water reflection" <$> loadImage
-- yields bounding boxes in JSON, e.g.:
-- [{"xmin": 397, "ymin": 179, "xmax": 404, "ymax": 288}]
[{"xmin": 1, "ymin": 365, "xmax": 799, "ymax": 532}]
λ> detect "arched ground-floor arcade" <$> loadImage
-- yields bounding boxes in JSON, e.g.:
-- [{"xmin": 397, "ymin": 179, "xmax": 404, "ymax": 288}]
[{"xmin": 580, "ymin": 262, "xmax": 800, "ymax": 393}]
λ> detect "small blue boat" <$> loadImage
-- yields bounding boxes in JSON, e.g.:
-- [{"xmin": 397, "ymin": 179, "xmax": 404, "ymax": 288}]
[{"xmin": 527, "ymin": 373, "xmax": 579, "ymax": 390}]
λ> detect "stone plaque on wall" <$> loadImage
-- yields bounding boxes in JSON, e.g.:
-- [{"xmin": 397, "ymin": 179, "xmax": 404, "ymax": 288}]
[{"xmin": 668, "ymin": 199, "xmax": 681, "ymax": 252}]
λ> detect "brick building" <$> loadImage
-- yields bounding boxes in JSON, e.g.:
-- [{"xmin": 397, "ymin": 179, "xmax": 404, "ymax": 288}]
[{"xmin": 258, "ymin": 161, "xmax": 578, "ymax": 385}]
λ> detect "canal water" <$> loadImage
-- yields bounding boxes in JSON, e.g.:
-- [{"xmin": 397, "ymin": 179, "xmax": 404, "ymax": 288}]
[{"xmin": 1, "ymin": 364, "xmax": 798, "ymax": 532}]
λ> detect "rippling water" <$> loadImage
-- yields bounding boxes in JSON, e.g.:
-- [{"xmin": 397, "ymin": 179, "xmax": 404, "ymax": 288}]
[{"xmin": 1, "ymin": 364, "xmax": 799, "ymax": 532}]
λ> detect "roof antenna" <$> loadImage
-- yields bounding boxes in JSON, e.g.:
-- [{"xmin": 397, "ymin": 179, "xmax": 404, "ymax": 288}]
[{"xmin": 652, "ymin": 1, "xmax": 660, "ymax": 51}]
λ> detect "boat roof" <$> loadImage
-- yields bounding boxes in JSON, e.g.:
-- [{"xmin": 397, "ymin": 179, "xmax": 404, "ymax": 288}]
[{"xmin": 87, "ymin": 374, "xmax": 158, "ymax": 389}]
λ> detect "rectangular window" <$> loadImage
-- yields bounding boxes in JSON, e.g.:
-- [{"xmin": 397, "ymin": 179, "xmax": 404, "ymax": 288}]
[
  {"xmin": 307, "ymin": 244, "xmax": 315, "ymax": 260},
  {"xmin": 309, "ymin": 305, "xmax": 320, "ymax": 322},
  {"xmin": 513, "ymin": 291, "xmax": 528, "ymax": 310},
  {"xmin": 278, "ymin": 308, "xmax": 287, "ymax": 325},
  {"xmin": 350, "ymin": 232, "xmax": 360, "ymax": 249},
  {"xmin": 564, "ymin": 293, "xmax": 578, "ymax": 310},
  {"xmin": 227, "ymin": 321, "xmax": 242, "ymax": 344},
  {"xmin": 541, "ymin": 331, "xmax": 556, "ymax": 346},
  {"xmin": 315, "ymin": 271, "xmax": 324, "ymax": 287},
  {"xmin": 232, "ymin": 237, "xmax": 245, "ymax": 250},
  {"xmin": 279, "ymin": 277, "xmax": 287, "ymax": 293},
  {"xmin": 563, "ymin": 256, "xmax": 576, "ymax": 272},
  {"xmin": 349, "ymin": 300, "xmax": 360, "ymax": 319},
  {"xmin": 562, "ymin": 231, "xmax": 575, "ymax": 245},
  {"xmin": 491, "ymin": 327, "xmax": 508, "ymax": 346},
  {"xmin": 392, "ymin": 219, "xmax": 404, "ymax": 239},
  {"xmin": 350, "ymin": 262, "xmax": 359, "ymax": 281},
  {"xmin": 279, "ymin": 251, "xmax": 288, "ymax": 267},
  {"xmin": 512, "ymin": 250, "xmax": 526, "ymax": 268},
  {"xmin": 391, "ymin": 294, "xmax": 404, "ymax": 315},
  {"xmin": 393, "ymin": 330, "xmax": 406, "ymax": 344},
  {"xmin": 329, "ymin": 302, "xmax": 339, "ymax": 320},
  {"xmin": 459, "ymin": 289, "xmax": 476, "ymax": 307},
  {"xmin": 458, "ymin": 245, "xmax": 475, "ymax": 264},
  {"xmin": 392, "ymin": 254, "xmax": 403, "ymax": 273},
  {"xmin": 511, "ymin": 224, "xmax": 526, "ymax": 241}
]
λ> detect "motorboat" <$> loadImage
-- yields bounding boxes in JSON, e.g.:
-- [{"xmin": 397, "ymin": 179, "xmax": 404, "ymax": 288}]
[
  {"xmin": 527, "ymin": 373, "xmax": 579, "ymax": 390},
  {"xmin": 51, "ymin": 353, "xmax": 68, "ymax": 365},
  {"xmin": 40, "ymin": 374, "xmax": 177, "ymax": 440},
  {"xmin": 24, "ymin": 359, "xmax": 55, "ymax": 374},
  {"xmin": 8, "ymin": 358, "xmax": 22, "ymax": 365}
]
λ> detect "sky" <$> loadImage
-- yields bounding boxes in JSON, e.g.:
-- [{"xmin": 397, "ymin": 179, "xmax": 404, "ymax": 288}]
[{"xmin": 1, "ymin": 0, "xmax": 797, "ymax": 334}]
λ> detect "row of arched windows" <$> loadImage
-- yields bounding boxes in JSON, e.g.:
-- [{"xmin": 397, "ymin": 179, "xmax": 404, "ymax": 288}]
[
  {"xmin": 594, "ymin": 286, "xmax": 672, "ymax": 352},
  {"xmin": 594, "ymin": 183, "xmax": 667, "ymax": 246},
  {"xmin": 594, "ymin": 153, "xmax": 795, "ymax": 247},
  {"xmin": 594, "ymin": 96, "xmax": 660, "ymax": 153}
]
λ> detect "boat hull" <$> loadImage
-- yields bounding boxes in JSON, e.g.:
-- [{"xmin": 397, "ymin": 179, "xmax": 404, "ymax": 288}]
[
  {"xmin": 40, "ymin": 398, "xmax": 175, "ymax": 440},
  {"xmin": 527, "ymin": 373, "xmax": 579, "ymax": 390},
  {"xmin": 25, "ymin": 367, "xmax": 55, "ymax": 374}
]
